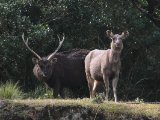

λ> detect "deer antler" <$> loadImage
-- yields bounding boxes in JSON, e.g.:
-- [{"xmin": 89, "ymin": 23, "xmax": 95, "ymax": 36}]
[
  {"xmin": 22, "ymin": 33, "xmax": 42, "ymax": 60},
  {"xmin": 47, "ymin": 33, "xmax": 65, "ymax": 60}
]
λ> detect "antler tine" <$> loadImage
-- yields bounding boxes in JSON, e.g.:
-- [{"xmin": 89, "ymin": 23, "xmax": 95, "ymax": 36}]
[
  {"xmin": 47, "ymin": 33, "xmax": 65, "ymax": 60},
  {"xmin": 22, "ymin": 33, "xmax": 42, "ymax": 60},
  {"xmin": 57, "ymin": 33, "xmax": 65, "ymax": 42},
  {"xmin": 57, "ymin": 35, "xmax": 60, "ymax": 42}
]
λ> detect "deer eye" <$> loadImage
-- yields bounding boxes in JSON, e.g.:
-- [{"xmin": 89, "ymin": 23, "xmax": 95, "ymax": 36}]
[
  {"xmin": 38, "ymin": 63, "xmax": 44, "ymax": 68},
  {"xmin": 112, "ymin": 38, "xmax": 116, "ymax": 42}
]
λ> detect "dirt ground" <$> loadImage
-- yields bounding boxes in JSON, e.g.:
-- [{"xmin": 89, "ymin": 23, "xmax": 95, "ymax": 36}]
[{"xmin": 0, "ymin": 99, "xmax": 159, "ymax": 120}]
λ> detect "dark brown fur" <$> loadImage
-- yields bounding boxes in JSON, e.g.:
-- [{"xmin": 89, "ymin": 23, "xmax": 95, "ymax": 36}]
[
  {"xmin": 22, "ymin": 34, "xmax": 89, "ymax": 98},
  {"xmin": 33, "ymin": 49, "xmax": 90, "ymax": 98}
]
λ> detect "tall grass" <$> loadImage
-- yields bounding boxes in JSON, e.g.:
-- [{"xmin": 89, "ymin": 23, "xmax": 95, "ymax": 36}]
[{"xmin": 0, "ymin": 81, "xmax": 23, "ymax": 99}]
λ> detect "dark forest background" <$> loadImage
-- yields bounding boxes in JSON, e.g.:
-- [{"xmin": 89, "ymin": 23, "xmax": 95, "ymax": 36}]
[{"xmin": 0, "ymin": 0, "xmax": 160, "ymax": 101}]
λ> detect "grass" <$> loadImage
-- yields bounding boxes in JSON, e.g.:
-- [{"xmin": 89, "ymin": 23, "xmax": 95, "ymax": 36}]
[
  {"xmin": 12, "ymin": 99, "xmax": 160, "ymax": 119},
  {"xmin": 0, "ymin": 81, "xmax": 159, "ymax": 119},
  {"xmin": 0, "ymin": 81, "xmax": 23, "ymax": 99},
  {"xmin": 0, "ymin": 81, "xmax": 53, "ymax": 99}
]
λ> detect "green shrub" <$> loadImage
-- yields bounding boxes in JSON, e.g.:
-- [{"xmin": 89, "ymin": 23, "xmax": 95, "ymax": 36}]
[
  {"xmin": 91, "ymin": 93, "xmax": 104, "ymax": 104},
  {"xmin": 25, "ymin": 85, "xmax": 53, "ymax": 99},
  {"xmin": 63, "ymin": 88, "xmax": 74, "ymax": 98},
  {"xmin": 0, "ymin": 81, "xmax": 23, "ymax": 99}
]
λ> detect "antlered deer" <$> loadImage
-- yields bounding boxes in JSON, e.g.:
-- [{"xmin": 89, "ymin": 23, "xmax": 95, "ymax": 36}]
[
  {"xmin": 22, "ymin": 33, "xmax": 89, "ymax": 98},
  {"xmin": 85, "ymin": 30, "xmax": 129, "ymax": 102}
]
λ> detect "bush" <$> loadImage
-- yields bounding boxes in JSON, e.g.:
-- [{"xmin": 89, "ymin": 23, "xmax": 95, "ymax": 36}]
[
  {"xmin": 63, "ymin": 88, "xmax": 74, "ymax": 98},
  {"xmin": 0, "ymin": 81, "xmax": 23, "ymax": 99},
  {"xmin": 91, "ymin": 93, "xmax": 104, "ymax": 104},
  {"xmin": 25, "ymin": 84, "xmax": 53, "ymax": 99}
]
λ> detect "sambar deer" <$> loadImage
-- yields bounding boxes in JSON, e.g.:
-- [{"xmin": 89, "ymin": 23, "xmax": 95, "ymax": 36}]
[
  {"xmin": 22, "ymin": 33, "xmax": 89, "ymax": 98},
  {"xmin": 85, "ymin": 30, "xmax": 129, "ymax": 102}
]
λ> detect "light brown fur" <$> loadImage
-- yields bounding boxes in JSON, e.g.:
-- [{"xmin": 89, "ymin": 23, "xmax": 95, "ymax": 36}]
[{"xmin": 85, "ymin": 30, "xmax": 129, "ymax": 102}]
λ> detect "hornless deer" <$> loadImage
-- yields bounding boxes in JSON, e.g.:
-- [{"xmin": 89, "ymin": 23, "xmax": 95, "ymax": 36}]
[
  {"xmin": 85, "ymin": 30, "xmax": 129, "ymax": 102},
  {"xmin": 22, "ymin": 33, "xmax": 89, "ymax": 98}
]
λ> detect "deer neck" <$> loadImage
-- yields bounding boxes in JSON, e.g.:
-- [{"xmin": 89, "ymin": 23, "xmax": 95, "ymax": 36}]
[{"xmin": 109, "ymin": 48, "xmax": 121, "ymax": 63}]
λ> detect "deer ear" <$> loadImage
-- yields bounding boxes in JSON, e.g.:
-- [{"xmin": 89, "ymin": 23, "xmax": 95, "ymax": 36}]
[
  {"xmin": 106, "ymin": 30, "xmax": 114, "ymax": 38},
  {"xmin": 32, "ymin": 57, "xmax": 38, "ymax": 64},
  {"xmin": 121, "ymin": 31, "xmax": 129, "ymax": 39},
  {"xmin": 50, "ymin": 58, "xmax": 57, "ymax": 64}
]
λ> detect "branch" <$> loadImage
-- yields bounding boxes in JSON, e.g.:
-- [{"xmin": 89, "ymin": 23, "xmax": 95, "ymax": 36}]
[{"xmin": 132, "ymin": 0, "xmax": 160, "ymax": 27}]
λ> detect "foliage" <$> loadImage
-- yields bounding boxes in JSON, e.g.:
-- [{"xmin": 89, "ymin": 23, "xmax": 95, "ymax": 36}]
[
  {"xmin": 91, "ymin": 94, "xmax": 104, "ymax": 104},
  {"xmin": 135, "ymin": 97, "xmax": 144, "ymax": 103},
  {"xmin": 0, "ymin": 0, "xmax": 160, "ymax": 101},
  {"xmin": 0, "ymin": 81, "xmax": 23, "ymax": 99},
  {"xmin": 25, "ymin": 84, "xmax": 53, "ymax": 99},
  {"xmin": 63, "ymin": 88, "xmax": 74, "ymax": 98},
  {"xmin": 132, "ymin": 0, "xmax": 160, "ymax": 27}
]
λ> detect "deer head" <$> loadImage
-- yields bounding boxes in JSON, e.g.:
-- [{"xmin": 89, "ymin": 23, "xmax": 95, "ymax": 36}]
[
  {"xmin": 106, "ymin": 30, "xmax": 129, "ymax": 51},
  {"xmin": 22, "ymin": 33, "xmax": 65, "ymax": 79}
]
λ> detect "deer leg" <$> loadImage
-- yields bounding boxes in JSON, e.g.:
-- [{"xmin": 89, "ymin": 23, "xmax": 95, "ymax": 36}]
[
  {"xmin": 85, "ymin": 69, "xmax": 94, "ymax": 99},
  {"xmin": 92, "ymin": 80, "xmax": 99, "ymax": 97},
  {"xmin": 112, "ymin": 74, "xmax": 119, "ymax": 103},
  {"xmin": 53, "ymin": 88, "xmax": 59, "ymax": 98},
  {"xmin": 86, "ymin": 75, "xmax": 94, "ymax": 99},
  {"xmin": 53, "ymin": 81, "xmax": 61, "ymax": 98},
  {"xmin": 103, "ymin": 74, "xmax": 110, "ymax": 101},
  {"xmin": 59, "ymin": 88, "xmax": 64, "ymax": 98}
]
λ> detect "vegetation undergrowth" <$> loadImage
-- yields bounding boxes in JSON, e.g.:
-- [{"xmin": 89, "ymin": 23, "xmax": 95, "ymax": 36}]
[
  {"xmin": 24, "ymin": 84, "xmax": 53, "ymax": 99},
  {"xmin": 91, "ymin": 93, "xmax": 104, "ymax": 104},
  {"xmin": 0, "ymin": 81, "xmax": 23, "ymax": 99}
]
